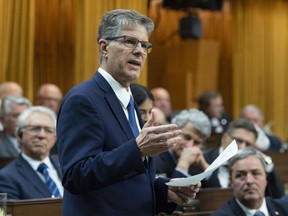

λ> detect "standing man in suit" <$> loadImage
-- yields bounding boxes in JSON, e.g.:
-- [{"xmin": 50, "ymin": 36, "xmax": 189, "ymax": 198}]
[
  {"xmin": 0, "ymin": 96, "xmax": 31, "ymax": 157},
  {"xmin": 57, "ymin": 9, "xmax": 200, "ymax": 216},
  {"xmin": 212, "ymin": 147, "xmax": 288, "ymax": 216},
  {"xmin": 0, "ymin": 106, "xmax": 63, "ymax": 199},
  {"xmin": 203, "ymin": 119, "xmax": 285, "ymax": 198}
]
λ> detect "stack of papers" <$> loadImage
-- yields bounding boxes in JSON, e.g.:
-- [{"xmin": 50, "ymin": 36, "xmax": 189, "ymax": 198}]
[{"xmin": 166, "ymin": 140, "xmax": 238, "ymax": 187}]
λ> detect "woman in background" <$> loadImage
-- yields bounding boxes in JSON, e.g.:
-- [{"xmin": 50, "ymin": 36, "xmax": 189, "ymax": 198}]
[{"xmin": 130, "ymin": 83, "xmax": 154, "ymax": 124}]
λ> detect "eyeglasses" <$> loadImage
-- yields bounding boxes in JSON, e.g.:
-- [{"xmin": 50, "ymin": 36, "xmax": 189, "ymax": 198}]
[
  {"xmin": 105, "ymin": 35, "xmax": 153, "ymax": 54},
  {"xmin": 229, "ymin": 135, "xmax": 253, "ymax": 147},
  {"xmin": 22, "ymin": 125, "xmax": 56, "ymax": 135}
]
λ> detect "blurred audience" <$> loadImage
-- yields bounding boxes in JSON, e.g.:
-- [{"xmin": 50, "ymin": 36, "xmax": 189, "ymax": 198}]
[
  {"xmin": 240, "ymin": 104, "xmax": 283, "ymax": 151},
  {"xmin": 35, "ymin": 83, "xmax": 63, "ymax": 114},
  {"xmin": 151, "ymin": 87, "xmax": 173, "ymax": 123},
  {"xmin": 130, "ymin": 83, "xmax": 154, "ymax": 124},
  {"xmin": 198, "ymin": 90, "xmax": 231, "ymax": 134},
  {"xmin": 0, "ymin": 81, "xmax": 23, "ymax": 131},
  {"xmin": 203, "ymin": 119, "xmax": 285, "ymax": 198},
  {"xmin": 212, "ymin": 148, "xmax": 288, "ymax": 216},
  {"xmin": 0, "ymin": 96, "xmax": 31, "ymax": 157},
  {"xmin": 0, "ymin": 106, "xmax": 63, "ymax": 199},
  {"xmin": 155, "ymin": 109, "xmax": 211, "ymax": 178}
]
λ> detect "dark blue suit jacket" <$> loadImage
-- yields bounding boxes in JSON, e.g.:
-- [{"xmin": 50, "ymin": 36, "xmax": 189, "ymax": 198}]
[
  {"xmin": 0, "ymin": 154, "xmax": 62, "ymax": 199},
  {"xmin": 212, "ymin": 197, "xmax": 288, "ymax": 216},
  {"xmin": 57, "ymin": 72, "xmax": 175, "ymax": 216},
  {"xmin": 203, "ymin": 147, "xmax": 285, "ymax": 198}
]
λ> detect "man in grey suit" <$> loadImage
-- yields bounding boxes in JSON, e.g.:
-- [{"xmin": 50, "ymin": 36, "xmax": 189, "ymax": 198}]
[{"xmin": 0, "ymin": 96, "xmax": 31, "ymax": 157}]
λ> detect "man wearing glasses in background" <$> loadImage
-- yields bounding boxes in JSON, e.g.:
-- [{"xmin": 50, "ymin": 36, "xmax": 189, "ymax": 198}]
[
  {"xmin": 202, "ymin": 119, "xmax": 285, "ymax": 198},
  {"xmin": 57, "ymin": 9, "xmax": 200, "ymax": 216},
  {"xmin": 0, "ymin": 106, "xmax": 63, "ymax": 199}
]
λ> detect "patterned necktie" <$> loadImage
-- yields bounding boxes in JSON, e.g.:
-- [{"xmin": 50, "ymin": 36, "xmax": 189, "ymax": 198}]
[
  {"xmin": 254, "ymin": 210, "xmax": 265, "ymax": 216},
  {"xmin": 37, "ymin": 163, "xmax": 61, "ymax": 198},
  {"xmin": 127, "ymin": 95, "xmax": 139, "ymax": 137}
]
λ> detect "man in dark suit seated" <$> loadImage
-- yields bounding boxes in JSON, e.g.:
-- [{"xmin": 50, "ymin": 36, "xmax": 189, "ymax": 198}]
[
  {"xmin": 155, "ymin": 109, "xmax": 211, "ymax": 178},
  {"xmin": 212, "ymin": 148, "xmax": 288, "ymax": 216},
  {"xmin": 203, "ymin": 119, "xmax": 285, "ymax": 198},
  {"xmin": 0, "ymin": 106, "xmax": 63, "ymax": 199},
  {"xmin": 0, "ymin": 96, "xmax": 32, "ymax": 157},
  {"xmin": 239, "ymin": 104, "xmax": 283, "ymax": 152}
]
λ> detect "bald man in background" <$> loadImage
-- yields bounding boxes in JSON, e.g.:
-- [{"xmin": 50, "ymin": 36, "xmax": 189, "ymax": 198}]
[
  {"xmin": 35, "ymin": 84, "xmax": 63, "ymax": 114},
  {"xmin": 151, "ymin": 87, "xmax": 173, "ymax": 123}
]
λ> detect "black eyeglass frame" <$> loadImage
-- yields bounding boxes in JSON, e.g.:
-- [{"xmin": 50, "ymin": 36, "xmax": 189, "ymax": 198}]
[{"xmin": 105, "ymin": 35, "xmax": 153, "ymax": 54}]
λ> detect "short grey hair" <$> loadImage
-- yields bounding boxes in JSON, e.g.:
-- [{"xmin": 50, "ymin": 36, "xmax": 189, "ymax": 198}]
[
  {"xmin": 16, "ymin": 106, "xmax": 57, "ymax": 135},
  {"xmin": 97, "ymin": 9, "xmax": 155, "ymax": 63},
  {"xmin": 0, "ymin": 96, "xmax": 32, "ymax": 117},
  {"xmin": 172, "ymin": 108, "xmax": 211, "ymax": 139},
  {"xmin": 239, "ymin": 104, "xmax": 264, "ymax": 121},
  {"xmin": 228, "ymin": 147, "xmax": 267, "ymax": 176}
]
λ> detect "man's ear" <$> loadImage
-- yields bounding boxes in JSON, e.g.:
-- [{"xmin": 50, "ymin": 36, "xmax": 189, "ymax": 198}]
[{"xmin": 99, "ymin": 39, "xmax": 108, "ymax": 57}]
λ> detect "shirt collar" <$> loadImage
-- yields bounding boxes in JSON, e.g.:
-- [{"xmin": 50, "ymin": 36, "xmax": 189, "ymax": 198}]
[
  {"xmin": 98, "ymin": 67, "xmax": 131, "ymax": 108},
  {"xmin": 236, "ymin": 198, "xmax": 269, "ymax": 216},
  {"xmin": 21, "ymin": 153, "xmax": 53, "ymax": 171}
]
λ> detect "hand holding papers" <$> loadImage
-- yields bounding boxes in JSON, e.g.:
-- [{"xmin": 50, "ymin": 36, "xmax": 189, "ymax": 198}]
[{"xmin": 166, "ymin": 140, "xmax": 238, "ymax": 187}]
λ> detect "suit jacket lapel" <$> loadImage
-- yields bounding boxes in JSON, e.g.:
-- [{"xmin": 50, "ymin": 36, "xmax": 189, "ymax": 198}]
[
  {"xmin": 16, "ymin": 155, "xmax": 51, "ymax": 197},
  {"xmin": 94, "ymin": 72, "xmax": 137, "ymax": 139}
]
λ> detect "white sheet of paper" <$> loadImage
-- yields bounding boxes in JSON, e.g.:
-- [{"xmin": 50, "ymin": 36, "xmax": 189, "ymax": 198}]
[{"xmin": 166, "ymin": 140, "xmax": 238, "ymax": 187}]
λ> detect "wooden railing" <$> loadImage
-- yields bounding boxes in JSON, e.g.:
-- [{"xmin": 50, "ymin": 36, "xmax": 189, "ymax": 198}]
[{"xmin": 6, "ymin": 198, "xmax": 62, "ymax": 216}]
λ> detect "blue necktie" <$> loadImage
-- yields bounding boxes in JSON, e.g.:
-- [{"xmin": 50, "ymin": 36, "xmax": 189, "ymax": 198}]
[
  {"xmin": 38, "ymin": 163, "xmax": 61, "ymax": 198},
  {"xmin": 127, "ymin": 96, "xmax": 139, "ymax": 137},
  {"xmin": 254, "ymin": 210, "xmax": 265, "ymax": 216}
]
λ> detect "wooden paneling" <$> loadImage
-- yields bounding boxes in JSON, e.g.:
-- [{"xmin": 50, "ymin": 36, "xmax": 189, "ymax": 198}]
[
  {"xmin": 148, "ymin": 0, "xmax": 232, "ymax": 113},
  {"xmin": 162, "ymin": 40, "xmax": 220, "ymax": 110}
]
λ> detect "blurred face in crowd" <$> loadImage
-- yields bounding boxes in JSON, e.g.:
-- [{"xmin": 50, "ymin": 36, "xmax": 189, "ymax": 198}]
[
  {"xmin": 153, "ymin": 107, "xmax": 167, "ymax": 126},
  {"xmin": 36, "ymin": 84, "xmax": 63, "ymax": 114},
  {"xmin": 0, "ymin": 103, "xmax": 29, "ymax": 137},
  {"xmin": 99, "ymin": 27, "xmax": 149, "ymax": 89},
  {"xmin": 138, "ymin": 98, "xmax": 153, "ymax": 124},
  {"xmin": 19, "ymin": 112, "xmax": 56, "ymax": 161},
  {"xmin": 241, "ymin": 109, "xmax": 263, "ymax": 128},
  {"xmin": 206, "ymin": 95, "xmax": 224, "ymax": 119},
  {"xmin": 230, "ymin": 156, "xmax": 267, "ymax": 209},
  {"xmin": 151, "ymin": 88, "xmax": 171, "ymax": 118},
  {"xmin": 172, "ymin": 122, "xmax": 204, "ymax": 158},
  {"xmin": 221, "ymin": 128, "xmax": 256, "ymax": 150}
]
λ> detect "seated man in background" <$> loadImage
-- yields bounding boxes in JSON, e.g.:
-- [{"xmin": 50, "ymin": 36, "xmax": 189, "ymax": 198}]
[
  {"xmin": 151, "ymin": 87, "xmax": 173, "ymax": 123},
  {"xmin": 154, "ymin": 108, "xmax": 211, "ymax": 178},
  {"xmin": 203, "ymin": 119, "xmax": 285, "ymax": 198},
  {"xmin": 0, "ymin": 96, "xmax": 32, "ymax": 157},
  {"xmin": 0, "ymin": 81, "xmax": 23, "ymax": 131},
  {"xmin": 0, "ymin": 81, "xmax": 23, "ymax": 106},
  {"xmin": 0, "ymin": 106, "xmax": 63, "ymax": 199},
  {"xmin": 239, "ymin": 104, "xmax": 283, "ymax": 152},
  {"xmin": 212, "ymin": 148, "xmax": 288, "ymax": 216},
  {"xmin": 197, "ymin": 90, "xmax": 231, "ymax": 134},
  {"xmin": 35, "ymin": 83, "xmax": 63, "ymax": 114}
]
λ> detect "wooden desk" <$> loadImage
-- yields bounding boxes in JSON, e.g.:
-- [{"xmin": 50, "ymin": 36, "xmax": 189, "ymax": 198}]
[
  {"xmin": 182, "ymin": 188, "xmax": 233, "ymax": 216},
  {"xmin": 6, "ymin": 198, "xmax": 62, "ymax": 216}
]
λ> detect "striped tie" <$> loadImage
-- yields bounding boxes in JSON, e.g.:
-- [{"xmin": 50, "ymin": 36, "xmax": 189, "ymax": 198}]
[
  {"xmin": 38, "ymin": 163, "xmax": 61, "ymax": 198},
  {"xmin": 127, "ymin": 96, "xmax": 139, "ymax": 137},
  {"xmin": 254, "ymin": 210, "xmax": 265, "ymax": 216}
]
